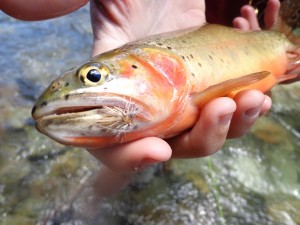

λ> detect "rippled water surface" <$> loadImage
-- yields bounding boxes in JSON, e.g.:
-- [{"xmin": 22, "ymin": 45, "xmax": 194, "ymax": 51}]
[{"xmin": 0, "ymin": 5, "xmax": 300, "ymax": 225}]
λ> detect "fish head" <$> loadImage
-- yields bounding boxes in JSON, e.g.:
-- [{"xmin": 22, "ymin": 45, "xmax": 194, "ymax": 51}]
[{"xmin": 32, "ymin": 47, "xmax": 187, "ymax": 148}]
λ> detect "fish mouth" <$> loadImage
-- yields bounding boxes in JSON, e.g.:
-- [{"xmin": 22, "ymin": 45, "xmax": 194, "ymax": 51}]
[
  {"xmin": 33, "ymin": 98, "xmax": 151, "ymax": 140},
  {"xmin": 32, "ymin": 94, "xmax": 151, "ymax": 121},
  {"xmin": 34, "ymin": 102, "xmax": 149, "ymax": 123},
  {"xmin": 52, "ymin": 106, "xmax": 101, "ymax": 115},
  {"xmin": 32, "ymin": 94, "xmax": 154, "ymax": 145}
]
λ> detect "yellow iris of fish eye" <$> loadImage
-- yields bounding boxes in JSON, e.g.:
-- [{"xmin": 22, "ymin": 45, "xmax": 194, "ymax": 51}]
[{"xmin": 77, "ymin": 63, "xmax": 110, "ymax": 86}]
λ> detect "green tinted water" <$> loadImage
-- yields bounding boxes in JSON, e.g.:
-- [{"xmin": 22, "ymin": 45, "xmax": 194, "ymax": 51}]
[{"xmin": 0, "ymin": 5, "xmax": 299, "ymax": 225}]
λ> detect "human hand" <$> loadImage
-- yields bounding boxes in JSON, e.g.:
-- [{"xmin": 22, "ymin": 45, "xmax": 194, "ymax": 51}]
[
  {"xmin": 0, "ymin": 0, "xmax": 88, "ymax": 21},
  {"xmin": 90, "ymin": 0, "xmax": 206, "ymax": 55},
  {"xmin": 87, "ymin": 0, "xmax": 278, "ymax": 173},
  {"xmin": 233, "ymin": 0, "xmax": 280, "ymax": 30}
]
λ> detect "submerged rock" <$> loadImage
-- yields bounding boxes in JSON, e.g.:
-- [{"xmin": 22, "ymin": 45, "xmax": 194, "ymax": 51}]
[
  {"xmin": 252, "ymin": 117, "xmax": 290, "ymax": 144},
  {"xmin": 267, "ymin": 199, "xmax": 300, "ymax": 225}
]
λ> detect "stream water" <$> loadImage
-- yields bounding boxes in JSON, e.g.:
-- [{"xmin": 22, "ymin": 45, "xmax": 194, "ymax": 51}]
[{"xmin": 0, "ymin": 4, "xmax": 300, "ymax": 225}]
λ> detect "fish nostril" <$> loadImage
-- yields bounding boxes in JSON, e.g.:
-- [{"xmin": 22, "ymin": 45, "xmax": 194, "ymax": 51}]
[
  {"xmin": 50, "ymin": 79, "xmax": 63, "ymax": 92},
  {"xmin": 41, "ymin": 101, "xmax": 48, "ymax": 107}
]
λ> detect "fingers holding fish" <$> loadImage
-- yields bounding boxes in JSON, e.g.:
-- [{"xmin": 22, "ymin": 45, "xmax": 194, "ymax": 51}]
[
  {"xmin": 227, "ymin": 90, "xmax": 269, "ymax": 139},
  {"xmin": 86, "ymin": 92, "xmax": 269, "ymax": 171},
  {"xmin": 239, "ymin": 5, "xmax": 261, "ymax": 30},
  {"xmin": 168, "ymin": 97, "xmax": 236, "ymax": 158},
  {"xmin": 264, "ymin": 0, "xmax": 280, "ymax": 29},
  {"xmin": 87, "ymin": 137, "xmax": 172, "ymax": 173},
  {"xmin": 233, "ymin": 0, "xmax": 280, "ymax": 30},
  {"xmin": 87, "ymin": 97, "xmax": 236, "ymax": 169},
  {"xmin": 233, "ymin": 16, "xmax": 251, "ymax": 31}
]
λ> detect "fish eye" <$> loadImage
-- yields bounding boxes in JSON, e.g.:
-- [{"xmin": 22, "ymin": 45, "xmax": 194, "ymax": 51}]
[
  {"xmin": 77, "ymin": 63, "xmax": 110, "ymax": 86},
  {"xmin": 87, "ymin": 69, "xmax": 101, "ymax": 82}
]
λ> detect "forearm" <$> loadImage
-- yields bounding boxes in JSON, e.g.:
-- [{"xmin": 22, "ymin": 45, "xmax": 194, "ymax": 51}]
[{"xmin": 0, "ymin": 0, "xmax": 88, "ymax": 21}]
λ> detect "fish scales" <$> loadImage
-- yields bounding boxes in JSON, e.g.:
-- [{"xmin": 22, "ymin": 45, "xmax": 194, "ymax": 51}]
[{"xmin": 136, "ymin": 24, "xmax": 292, "ymax": 89}]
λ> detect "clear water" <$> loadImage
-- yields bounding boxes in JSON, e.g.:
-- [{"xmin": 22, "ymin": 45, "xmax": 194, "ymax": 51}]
[{"xmin": 0, "ymin": 5, "xmax": 300, "ymax": 225}]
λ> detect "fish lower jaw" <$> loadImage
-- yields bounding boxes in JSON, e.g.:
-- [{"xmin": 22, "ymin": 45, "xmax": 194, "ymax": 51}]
[
  {"xmin": 35, "ymin": 119, "xmax": 144, "ymax": 149},
  {"xmin": 34, "ymin": 104, "xmax": 152, "ymax": 147}
]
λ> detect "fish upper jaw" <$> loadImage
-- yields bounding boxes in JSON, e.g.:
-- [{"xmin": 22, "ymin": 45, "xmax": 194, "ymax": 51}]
[
  {"xmin": 32, "ymin": 92, "xmax": 147, "ymax": 119},
  {"xmin": 32, "ymin": 93, "xmax": 153, "ymax": 121}
]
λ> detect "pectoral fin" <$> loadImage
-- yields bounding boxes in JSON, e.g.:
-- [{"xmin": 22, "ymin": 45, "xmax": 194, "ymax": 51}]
[{"xmin": 192, "ymin": 71, "xmax": 271, "ymax": 108}]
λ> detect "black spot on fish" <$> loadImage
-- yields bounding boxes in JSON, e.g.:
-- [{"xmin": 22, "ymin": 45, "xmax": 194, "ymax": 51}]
[
  {"xmin": 80, "ymin": 75, "xmax": 85, "ymax": 83},
  {"xmin": 132, "ymin": 64, "xmax": 138, "ymax": 69},
  {"xmin": 158, "ymin": 43, "xmax": 163, "ymax": 46},
  {"xmin": 182, "ymin": 40, "xmax": 186, "ymax": 43},
  {"xmin": 209, "ymin": 55, "xmax": 213, "ymax": 60},
  {"xmin": 167, "ymin": 46, "xmax": 172, "ymax": 50},
  {"xmin": 41, "ymin": 101, "xmax": 47, "ymax": 107},
  {"xmin": 190, "ymin": 54, "xmax": 194, "ymax": 59},
  {"xmin": 191, "ymin": 73, "xmax": 195, "ymax": 77},
  {"xmin": 198, "ymin": 62, "xmax": 202, "ymax": 67},
  {"xmin": 65, "ymin": 82, "xmax": 69, "ymax": 87},
  {"xmin": 31, "ymin": 106, "xmax": 36, "ymax": 115},
  {"xmin": 181, "ymin": 55, "xmax": 185, "ymax": 60},
  {"xmin": 186, "ymin": 56, "xmax": 190, "ymax": 60},
  {"xmin": 64, "ymin": 94, "xmax": 70, "ymax": 100}
]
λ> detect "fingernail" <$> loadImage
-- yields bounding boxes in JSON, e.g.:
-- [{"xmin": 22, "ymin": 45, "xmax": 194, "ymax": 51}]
[
  {"xmin": 245, "ymin": 106, "xmax": 260, "ymax": 118},
  {"xmin": 133, "ymin": 158, "xmax": 160, "ymax": 172},
  {"xmin": 219, "ymin": 113, "xmax": 233, "ymax": 127},
  {"xmin": 260, "ymin": 110, "xmax": 270, "ymax": 117},
  {"xmin": 133, "ymin": 164, "xmax": 144, "ymax": 172}
]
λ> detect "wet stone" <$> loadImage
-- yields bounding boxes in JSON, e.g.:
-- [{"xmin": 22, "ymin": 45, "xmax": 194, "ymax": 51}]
[
  {"xmin": 267, "ymin": 199, "xmax": 300, "ymax": 224},
  {"xmin": 252, "ymin": 117, "xmax": 290, "ymax": 144}
]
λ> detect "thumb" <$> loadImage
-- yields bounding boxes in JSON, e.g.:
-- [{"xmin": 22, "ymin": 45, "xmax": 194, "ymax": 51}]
[{"xmin": 87, "ymin": 137, "xmax": 172, "ymax": 173}]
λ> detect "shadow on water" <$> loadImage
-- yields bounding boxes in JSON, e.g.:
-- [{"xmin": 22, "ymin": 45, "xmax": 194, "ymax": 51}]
[{"xmin": 0, "ymin": 4, "xmax": 300, "ymax": 225}]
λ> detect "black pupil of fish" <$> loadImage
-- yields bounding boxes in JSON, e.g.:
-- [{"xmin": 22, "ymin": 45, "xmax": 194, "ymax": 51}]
[{"xmin": 86, "ymin": 69, "xmax": 101, "ymax": 82}]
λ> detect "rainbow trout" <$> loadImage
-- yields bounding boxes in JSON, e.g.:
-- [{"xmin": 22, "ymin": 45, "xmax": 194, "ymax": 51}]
[{"xmin": 32, "ymin": 24, "xmax": 300, "ymax": 148}]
